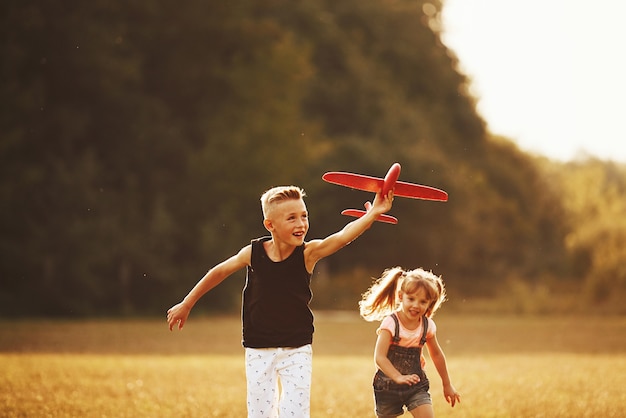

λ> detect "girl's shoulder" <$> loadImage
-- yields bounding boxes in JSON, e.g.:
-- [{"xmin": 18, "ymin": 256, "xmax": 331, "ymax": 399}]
[
  {"xmin": 376, "ymin": 314, "xmax": 397, "ymax": 334},
  {"xmin": 380, "ymin": 314, "xmax": 396, "ymax": 327}
]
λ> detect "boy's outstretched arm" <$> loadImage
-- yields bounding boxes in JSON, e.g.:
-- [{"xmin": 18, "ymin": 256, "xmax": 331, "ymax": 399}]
[
  {"xmin": 167, "ymin": 245, "xmax": 251, "ymax": 331},
  {"xmin": 304, "ymin": 190, "xmax": 393, "ymax": 271}
]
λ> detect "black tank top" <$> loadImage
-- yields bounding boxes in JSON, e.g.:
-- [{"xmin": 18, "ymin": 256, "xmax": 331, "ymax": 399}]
[{"xmin": 242, "ymin": 237, "xmax": 314, "ymax": 348}]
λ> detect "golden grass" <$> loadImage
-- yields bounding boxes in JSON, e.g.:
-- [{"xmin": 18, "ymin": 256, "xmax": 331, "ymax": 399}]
[{"xmin": 1, "ymin": 313, "xmax": 625, "ymax": 417}]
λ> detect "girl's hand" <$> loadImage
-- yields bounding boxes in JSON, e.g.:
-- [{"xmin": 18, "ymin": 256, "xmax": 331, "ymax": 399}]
[
  {"xmin": 394, "ymin": 374, "xmax": 421, "ymax": 386},
  {"xmin": 443, "ymin": 383, "xmax": 461, "ymax": 407}
]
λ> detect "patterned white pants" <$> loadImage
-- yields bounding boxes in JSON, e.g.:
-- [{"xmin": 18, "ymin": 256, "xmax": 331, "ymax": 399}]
[{"xmin": 245, "ymin": 344, "xmax": 312, "ymax": 418}]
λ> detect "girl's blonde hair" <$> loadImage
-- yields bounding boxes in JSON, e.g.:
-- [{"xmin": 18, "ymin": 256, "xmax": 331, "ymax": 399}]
[
  {"xmin": 260, "ymin": 186, "xmax": 306, "ymax": 218},
  {"xmin": 359, "ymin": 267, "xmax": 447, "ymax": 322}
]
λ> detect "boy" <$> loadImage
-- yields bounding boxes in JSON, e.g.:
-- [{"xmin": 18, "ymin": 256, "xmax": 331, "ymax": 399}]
[{"xmin": 167, "ymin": 185, "xmax": 393, "ymax": 418}]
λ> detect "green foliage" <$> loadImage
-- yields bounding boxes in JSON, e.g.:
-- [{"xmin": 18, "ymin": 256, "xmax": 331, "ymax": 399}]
[{"xmin": 542, "ymin": 158, "xmax": 626, "ymax": 302}]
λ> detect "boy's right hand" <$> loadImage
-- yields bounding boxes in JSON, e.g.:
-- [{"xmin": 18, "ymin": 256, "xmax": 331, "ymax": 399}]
[
  {"xmin": 167, "ymin": 302, "xmax": 191, "ymax": 331},
  {"xmin": 371, "ymin": 190, "xmax": 394, "ymax": 216}
]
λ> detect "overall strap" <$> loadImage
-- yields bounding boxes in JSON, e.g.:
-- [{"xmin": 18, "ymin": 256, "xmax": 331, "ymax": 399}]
[
  {"xmin": 419, "ymin": 315, "xmax": 429, "ymax": 347},
  {"xmin": 390, "ymin": 313, "xmax": 401, "ymax": 344}
]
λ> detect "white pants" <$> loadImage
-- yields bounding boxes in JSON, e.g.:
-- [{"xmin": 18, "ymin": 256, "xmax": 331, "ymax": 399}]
[{"xmin": 245, "ymin": 344, "xmax": 312, "ymax": 418}]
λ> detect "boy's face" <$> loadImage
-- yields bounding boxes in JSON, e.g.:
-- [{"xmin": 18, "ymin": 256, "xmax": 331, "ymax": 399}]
[{"xmin": 264, "ymin": 198, "xmax": 309, "ymax": 246}]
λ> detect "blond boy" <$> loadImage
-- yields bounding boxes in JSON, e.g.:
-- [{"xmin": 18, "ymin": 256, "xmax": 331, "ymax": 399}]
[{"xmin": 167, "ymin": 185, "xmax": 393, "ymax": 418}]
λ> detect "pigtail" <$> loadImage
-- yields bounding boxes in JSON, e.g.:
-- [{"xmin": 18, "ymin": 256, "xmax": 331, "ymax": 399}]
[
  {"xmin": 425, "ymin": 271, "xmax": 447, "ymax": 317},
  {"xmin": 359, "ymin": 267, "xmax": 404, "ymax": 322}
]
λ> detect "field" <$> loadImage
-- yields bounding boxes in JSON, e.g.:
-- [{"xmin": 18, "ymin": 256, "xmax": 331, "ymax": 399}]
[{"xmin": 1, "ymin": 313, "xmax": 626, "ymax": 417}]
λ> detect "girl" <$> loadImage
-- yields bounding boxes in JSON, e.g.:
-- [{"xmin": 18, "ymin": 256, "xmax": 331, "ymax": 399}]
[{"xmin": 360, "ymin": 267, "xmax": 460, "ymax": 418}]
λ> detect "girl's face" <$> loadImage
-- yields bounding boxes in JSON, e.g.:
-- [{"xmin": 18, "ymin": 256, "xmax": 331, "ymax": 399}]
[
  {"xmin": 399, "ymin": 286, "xmax": 431, "ymax": 320},
  {"xmin": 264, "ymin": 198, "xmax": 309, "ymax": 246}
]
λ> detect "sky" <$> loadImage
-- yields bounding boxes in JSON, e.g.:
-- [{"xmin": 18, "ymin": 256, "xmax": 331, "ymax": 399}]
[{"xmin": 441, "ymin": 0, "xmax": 626, "ymax": 162}]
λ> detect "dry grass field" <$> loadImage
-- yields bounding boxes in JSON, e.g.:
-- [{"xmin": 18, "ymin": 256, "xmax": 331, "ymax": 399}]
[{"xmin": 1, "ymin": 313, "xmax": 625, "ymax": 417}]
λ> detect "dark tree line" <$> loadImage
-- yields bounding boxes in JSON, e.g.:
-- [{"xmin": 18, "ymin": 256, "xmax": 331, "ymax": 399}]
[{"xmin": 3, "ymin": 0, "xmax": 618, "ymax": 317}]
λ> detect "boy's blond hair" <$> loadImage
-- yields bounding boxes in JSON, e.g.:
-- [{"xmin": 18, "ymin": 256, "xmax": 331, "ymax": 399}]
[{"xmin": 260, "ymin": 186, "xmax": 306, "ymax": 218}]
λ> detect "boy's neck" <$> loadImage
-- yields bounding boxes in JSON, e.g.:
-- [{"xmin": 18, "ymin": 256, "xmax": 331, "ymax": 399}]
[{"xmin": 263, "ymin": 238, "xmax": 296, "ymax": 262}]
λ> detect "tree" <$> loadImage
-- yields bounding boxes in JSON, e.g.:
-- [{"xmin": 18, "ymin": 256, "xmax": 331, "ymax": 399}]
[{"xmin": 548, "ymin": 158, "xmax": 626, "ymax": 301}]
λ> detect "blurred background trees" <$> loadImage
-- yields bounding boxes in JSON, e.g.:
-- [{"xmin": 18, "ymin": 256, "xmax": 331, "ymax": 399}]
[{"xmin": 2, "ymin": 0, "xmax": 624, "ymax": 316}]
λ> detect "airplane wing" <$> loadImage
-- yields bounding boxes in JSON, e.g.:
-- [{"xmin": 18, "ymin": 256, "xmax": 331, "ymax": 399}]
[
  {"xmin": 322, "ymin": 172, "xmax": 383, "ymax": 193},
  {"xmin": 394, "ymin": 180, "xmax": 448, "ymax": 201},
  {"xmin": 341, "ymin": 209, "xmax": 399, "ymax": 224},
  {"xmin": 322, "ymin": 172, "xmax": 448, "ymax": 201}
]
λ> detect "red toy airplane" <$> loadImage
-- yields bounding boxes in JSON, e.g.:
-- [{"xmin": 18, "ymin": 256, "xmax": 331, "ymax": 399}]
[{"xmin": 322, "ymin": 163, "xmax": 448, "ymax": 224}]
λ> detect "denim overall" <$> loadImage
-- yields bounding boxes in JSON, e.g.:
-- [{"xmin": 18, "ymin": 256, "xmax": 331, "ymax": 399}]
[{"xmin": 373, "ymin": 314, "xmax": 429, "ymax": 398}]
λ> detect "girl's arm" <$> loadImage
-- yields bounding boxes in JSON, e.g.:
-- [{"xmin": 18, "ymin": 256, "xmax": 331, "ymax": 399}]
[
  {"xmin": 167, "ymin": 245, "xmax": 251, "ymax": 331},
  {"xmin": 425, "ymin": 333, "xmax": 461, "ymax": 407},
  {"xmin": 374, "ymin": 330, "xmax": 421, "ymax": 386},
  {"xmin": 304, "ymin": 190, "xmax": 393, "ymax": 272}
]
